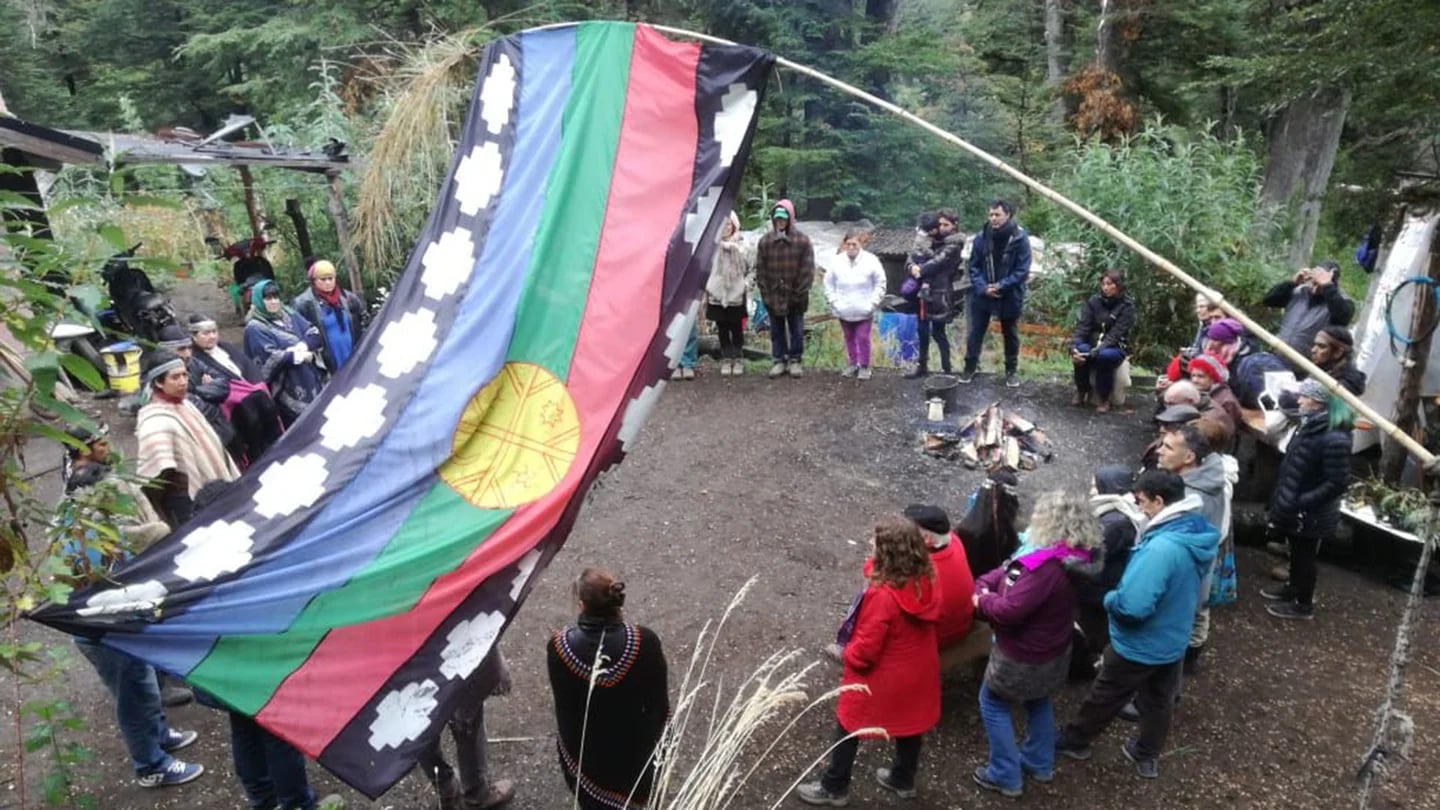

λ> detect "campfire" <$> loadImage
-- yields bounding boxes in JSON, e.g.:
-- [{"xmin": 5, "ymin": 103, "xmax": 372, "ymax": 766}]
[{"xmin": 923, "ymin": 401, "xmax": 1056, "ymax": 470}]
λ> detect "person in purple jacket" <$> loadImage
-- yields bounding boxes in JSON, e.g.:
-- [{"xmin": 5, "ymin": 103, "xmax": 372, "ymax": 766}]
[{"xmin": 970, "ymin": 491, "xmax": 1102, "ymax": 798}]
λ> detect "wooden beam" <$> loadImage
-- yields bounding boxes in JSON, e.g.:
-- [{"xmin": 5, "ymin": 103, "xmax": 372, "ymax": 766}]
[
  {"xmin": 325, "ymin": 171, "xmax": 363, "ymax": 298},
  {"xmin": 237, "ymin": 166, "xmax": 263, "ymax": 238},
  {"xmin": 1381, "ymin": 233, "xmax": 1440, "ymax": 484}
]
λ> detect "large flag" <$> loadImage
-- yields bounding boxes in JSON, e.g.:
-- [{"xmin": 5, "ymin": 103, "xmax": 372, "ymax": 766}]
[{"xmin": 31, "ymin": 21, "xmax": 773, "ymax": 798}]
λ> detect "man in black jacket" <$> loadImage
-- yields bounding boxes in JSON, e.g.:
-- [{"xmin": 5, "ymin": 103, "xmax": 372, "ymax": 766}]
[{"xmin": 964, "ymin": 199, "xmax": 1031, "ymax": 387}]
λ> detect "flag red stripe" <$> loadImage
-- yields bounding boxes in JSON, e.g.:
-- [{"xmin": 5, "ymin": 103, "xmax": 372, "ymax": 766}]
[{"xmin": 255, "ymin": 26, "xmax": 702, "ymax": 755}]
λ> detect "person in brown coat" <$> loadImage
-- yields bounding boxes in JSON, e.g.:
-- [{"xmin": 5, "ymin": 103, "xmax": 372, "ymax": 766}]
[{"xmin": 755, "ymin": 199, "xmax": 815, "ymax": 378}]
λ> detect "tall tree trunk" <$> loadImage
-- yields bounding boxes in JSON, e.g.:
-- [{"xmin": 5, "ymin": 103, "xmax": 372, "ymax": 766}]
[
  {"xmin": 1043, "ymin": 0, "xmax": 1070, "ymax": 122},
  {"xmin": 1259, "ymin": 86, "xmax": 1350, "ymax": 267},
  {"xmin": 1095, "ymin": 0, "xmax": 1119, "ymax": 73},
  {"xmin": 865, "ymin": 0, "xmax": 901, "ymax": 34}
]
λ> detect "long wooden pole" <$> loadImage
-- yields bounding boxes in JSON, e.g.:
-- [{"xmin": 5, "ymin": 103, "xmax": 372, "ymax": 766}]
[{"xmin": 522, "ymin": 22, "xmax": 1438, "ymax": 471}]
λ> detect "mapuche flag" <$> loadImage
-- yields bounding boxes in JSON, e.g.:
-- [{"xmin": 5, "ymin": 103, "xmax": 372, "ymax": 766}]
[{"xmin": 31, "ymin": 21, "xmax": 773, "ymax": 797}]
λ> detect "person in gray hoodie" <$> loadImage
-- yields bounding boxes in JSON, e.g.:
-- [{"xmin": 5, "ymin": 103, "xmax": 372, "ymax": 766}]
[{"xmin": 1056, "ymin": 469, "xmax": 1218, "ymax": 780}]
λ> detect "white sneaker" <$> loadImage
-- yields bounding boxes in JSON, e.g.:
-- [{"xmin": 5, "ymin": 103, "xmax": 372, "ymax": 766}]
[{"xmin": 720, "ymin": 361, "xmax": 732, "ymax": 377}]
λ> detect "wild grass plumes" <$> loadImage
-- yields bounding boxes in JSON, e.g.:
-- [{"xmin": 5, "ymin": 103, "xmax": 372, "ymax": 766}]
[
  {"xmin": 625, "ymin": 577, "xmax": 868, "ymax": 809},
  {"xmin": 352, "ymin": 27, "xmax": 490, "ymax": 279}
]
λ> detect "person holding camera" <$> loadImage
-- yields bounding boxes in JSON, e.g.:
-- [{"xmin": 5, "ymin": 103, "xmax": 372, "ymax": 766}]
[
  {"xmin": 1070, "ymin": 270, "xmax": 1135, "ymax": 413},
  {"xmin": 1262, "ymin": 260, "xmax": 1355, "ymax": 361}
]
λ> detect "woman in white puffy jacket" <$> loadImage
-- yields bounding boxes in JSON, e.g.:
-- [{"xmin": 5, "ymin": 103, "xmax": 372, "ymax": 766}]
[{"xmin": 824, "ymin": 231, "xmax": 887, "ymax": 379}]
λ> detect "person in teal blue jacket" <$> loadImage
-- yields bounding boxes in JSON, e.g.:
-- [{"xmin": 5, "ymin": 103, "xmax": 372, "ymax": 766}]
[{"xmin": 1055, "ymin": 469, "xmax": 1218, "ymax": 781}]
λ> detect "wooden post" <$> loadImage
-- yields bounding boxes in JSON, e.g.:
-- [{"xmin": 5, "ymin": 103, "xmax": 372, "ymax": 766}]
[
  {"xmin": 284, "ymin": 198, "xmax": 314, "ymax": 262},
  {"xmin": 236, "ymin": 166, "xmax": 263, "ymax": 237},
  {"xmin": 1380, "ymin": 233, "xmax": 1440, "ymax": 484},
  {"xmin": 325, "ymin": 170, "xmax": 364, "ymax": 298}
]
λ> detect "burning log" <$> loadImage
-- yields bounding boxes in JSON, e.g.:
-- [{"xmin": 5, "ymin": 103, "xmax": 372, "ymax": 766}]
[{"xmin": 926, "ymin": 401, "xmax": 1056, "ymax": 471}]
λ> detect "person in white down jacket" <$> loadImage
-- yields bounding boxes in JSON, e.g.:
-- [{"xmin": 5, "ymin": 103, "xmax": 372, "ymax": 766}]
[{"xmin": 824, "ymin": 231, "xmax": 887, "ymax": 380}]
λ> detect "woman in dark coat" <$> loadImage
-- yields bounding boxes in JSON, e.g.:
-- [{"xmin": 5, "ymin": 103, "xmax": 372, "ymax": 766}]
[
  {"xmin": 243, "ymin": 280, "xmax": 327, "ymax": 425},
  {"xmin": 1260, "ymin": 378, "xmax": 1352, "ymax": 620},
  {"xmin": 187, "ymin": 313, "xmax": 285, "ymax": 466},
  {"xmin": 547, "ymin": 568, "xmax": 668, "ymax": 810},
  {"xmin": 1070, "ymin": 270, "xmax": 1136, "ymax": 413},
  {"xmin": 904, "ymin": 210, "xmax": 965, "ymax": 378},
  {"xmin": 292, "ymin": 259, "xmax": 367, "ymax": 372}
]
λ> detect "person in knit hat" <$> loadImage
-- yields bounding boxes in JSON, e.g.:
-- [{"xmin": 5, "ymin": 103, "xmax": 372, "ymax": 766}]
[
  {"xmin": 755, "ymin": 200, "xmax": 814, "ymax": 378},
  {"xmin": 1187, "ymin": 353, "xmax": 1242, "ymax": 434},
  {"xmin": 704, "ymin": 210, "xmax": 753, "ymax": 377},
  {"xmin": 1260, "ymin": 374, "xmax": 1352, "ymax": 620},
  {"xmin": 293, "ymin": 259, "xmax": 367, "ymax": 372}
]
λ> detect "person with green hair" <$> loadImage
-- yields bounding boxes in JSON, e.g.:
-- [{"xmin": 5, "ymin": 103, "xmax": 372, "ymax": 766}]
[
  {"xmin": 1260, "ymin": 377, "xmax": 1352, "ymax": 620},
  {"xmin": 242, "ymin": 280, "xmax": 327, "ymax": 425}
]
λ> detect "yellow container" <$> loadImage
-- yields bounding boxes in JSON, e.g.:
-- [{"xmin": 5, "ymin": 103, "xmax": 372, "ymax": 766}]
[{"xmin": 101, "ymin": 342, "xmax": 143, "ymax": 393}]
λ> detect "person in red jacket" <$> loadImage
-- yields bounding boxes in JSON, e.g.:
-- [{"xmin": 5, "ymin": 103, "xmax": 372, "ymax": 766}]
[
  {"xmin": 797, "ymin": 519, "xmax": 942, "ymax": 806},
  {"xmin": 971, "ymin": 491, "xmax": 1102, "ymax": 798}
]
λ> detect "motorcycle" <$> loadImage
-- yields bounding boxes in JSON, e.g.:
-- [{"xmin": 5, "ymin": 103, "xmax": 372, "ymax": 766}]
[{"xmin": 102, "ymin": 244, "xmax": 177, "ymax": 344}]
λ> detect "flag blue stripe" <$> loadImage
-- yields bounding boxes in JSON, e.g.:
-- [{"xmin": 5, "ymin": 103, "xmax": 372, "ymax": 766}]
[{"xmin": 113, "ymin": 30, "xmax": 577, "ymax": 674}]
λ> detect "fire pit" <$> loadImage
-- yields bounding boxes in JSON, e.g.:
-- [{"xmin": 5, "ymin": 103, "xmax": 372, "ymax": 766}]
[{"xmin": 923, "ymin": 401, "xmax": 1056, "ymax": 470}]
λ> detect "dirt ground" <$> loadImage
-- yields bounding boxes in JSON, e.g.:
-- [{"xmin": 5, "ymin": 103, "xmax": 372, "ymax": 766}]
[{"xmin": 4, "ymin": 278, "xmax": 1439, "ymax": 809}]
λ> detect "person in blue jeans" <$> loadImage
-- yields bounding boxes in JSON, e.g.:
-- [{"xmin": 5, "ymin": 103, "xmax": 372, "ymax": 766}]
[
  {"xmin": 963, "ymin": 199, "xmax": 1032, "ymax": 387},
  {"xmin": 970, "ymin": 491, "xmax": 1101, "ymax": 798},
  {"xmin": 1070, "ymin": 270, "xmax": 1136, "ymax": 413},
  {"xmin": 73, "ymin": 639, "xmax": 205, "ymax": 788},
  {"xmin": 672, "ymin": 320, "xmax": 699, "ymax": 380},
  {"xmin": 56, "ymin": 424, "xmax": 205, "ymax": 789}
]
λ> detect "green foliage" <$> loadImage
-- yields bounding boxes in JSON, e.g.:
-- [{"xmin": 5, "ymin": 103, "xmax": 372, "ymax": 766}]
[{"xmin": 1039, "ymin": 122, "xmax": 1286, "ymax": 367}]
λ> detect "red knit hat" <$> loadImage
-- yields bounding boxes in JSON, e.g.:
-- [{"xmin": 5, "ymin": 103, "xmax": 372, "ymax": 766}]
[{"xmin": 1189, "ymin": 353, "xmax": 1229, "ymax": 384}]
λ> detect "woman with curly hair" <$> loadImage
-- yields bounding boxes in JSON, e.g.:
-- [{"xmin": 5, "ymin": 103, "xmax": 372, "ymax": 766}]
[
  {"xmin": 971, "ymin": 490, "xmax": 1102, "ymax": 798},
  {"xmin": 797, "ymin": 519, "xmax": 942, "ymax": 806},
  {"xmin": 546, "ymin": 568, "xmax": 669, "ymax": 809}
]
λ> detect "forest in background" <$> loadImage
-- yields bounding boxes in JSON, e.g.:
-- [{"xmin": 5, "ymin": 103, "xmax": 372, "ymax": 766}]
[{"xmin": 2, "ymin": 0, "xmax": 1439, "ymax": 361}]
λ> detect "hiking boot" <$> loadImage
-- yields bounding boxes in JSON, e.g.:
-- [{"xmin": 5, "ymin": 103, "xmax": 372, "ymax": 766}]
[
  {"xmin": 794, "ymin": 780, "xmax": 849, "ymax": 806},
  {"xmin": 1266, "ymin": 541, "xmax": 1290, "ymax": 558},
  {"xmin": 788, "ymin": 360, "xmax": 804, "ymax": 378},
  {"xmin": 971, "ymin": 766, "xmax": 1022, "ymax": 798},
  {"xmin": 1270, "ymin": 563, "xmax": 1290, "ymax": 582},
  {"xmin": 1121, "ymin": 739, "xmax": 1159, "ymax": 779},
  {"xmin": 467, "ymin": 779, "xmax": 516, "ymax": 809},
  {"xmin": 1260, "ymin": 584, "xmax": 1295, "ymax": 602},
  {"xmin": 161, "ymin": 728, "xmax": 198, "ymax": 753},
  {"xmin": 161, "ymin": 685, "xmax": 194, "ymax": 707},
  {"xmin": 682, "ymin": 366, "xmax": 696, "ymax": 380},
  {"xmin": 1266, "ymin": 601, "xmax": 1315, "ymax": 620},
  {"xmin": 1004, "ymin": 372, "xmax": 1020, "ymax": 388},
  {"xmin": 857, "ymin": 367, "xmax": 872, "ymax": 380},
  {"xmin": 1055, "ymin": 738, "xmax": 1093, "ymax": 761},
  {"xmin": 720, "ymin": 360, "xmax": 733, "ymax": 377},
  {"xmin": 137, "ymin": 759, "xmax": 204, "ymax": 788},
  {"xmin": 841, "ymin": 365, "xmax": 858, "ymax": 378},
  {"xmin": 904, "ymin": 367, "xmax": 928, "ymax": 380},
  {"xmin": 876, "ymin": 768, "xmax": 918, "ymax": 799},
  {"xmin": 768, "ymin": 362, "xmax": 787, "ymax": 378},
  {"xmin": 823, "ymin": 642, "xmax": 845, "ymax": 663},
  {"xmin": 1071, "ymin": 389, "xmax": 1090, "ymax": 406},
  {"xmin": 958, "ymin": 368, "xmax": 976, "ymax": 383}
]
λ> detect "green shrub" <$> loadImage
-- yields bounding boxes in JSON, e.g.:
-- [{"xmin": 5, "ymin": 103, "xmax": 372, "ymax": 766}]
[{"xmin": 1037, "ymin": 122, "xmax": 1286, "ymax": 368}]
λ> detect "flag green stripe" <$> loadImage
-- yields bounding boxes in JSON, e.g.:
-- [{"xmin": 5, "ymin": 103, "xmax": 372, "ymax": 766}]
[
  {"xmin": 185, "ymin": 22, "xmax": 637, "ymax": 715},
  {"xmin": 503, "ymin": 21, "xmax": 635, "ymax": 375},
  {"xmin": 187, "ymin": 488, "xmax": 510, "ymax": 714}
]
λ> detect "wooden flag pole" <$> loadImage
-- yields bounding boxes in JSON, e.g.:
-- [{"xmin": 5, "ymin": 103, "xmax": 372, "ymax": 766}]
[{"xmin": 524, "ymin": 21, "xmax": 1438, "ymax": 471}]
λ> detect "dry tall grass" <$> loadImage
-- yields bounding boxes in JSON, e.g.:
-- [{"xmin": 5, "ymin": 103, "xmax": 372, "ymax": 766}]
[{"xmin": 589, "ymin": 577, "xmax": 878, "ymax": 810}]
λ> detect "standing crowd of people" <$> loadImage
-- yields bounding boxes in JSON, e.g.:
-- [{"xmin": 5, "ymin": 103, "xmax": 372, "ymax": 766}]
[{"xmin": 49, "ymin": 197, "xmax": 1369, "ymax": 808}]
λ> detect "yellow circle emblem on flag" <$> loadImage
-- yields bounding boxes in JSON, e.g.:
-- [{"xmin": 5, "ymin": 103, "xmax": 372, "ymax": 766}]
[{"xmin": 439, "ymin": 362, "xmax": 581, "ymax": 509}]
